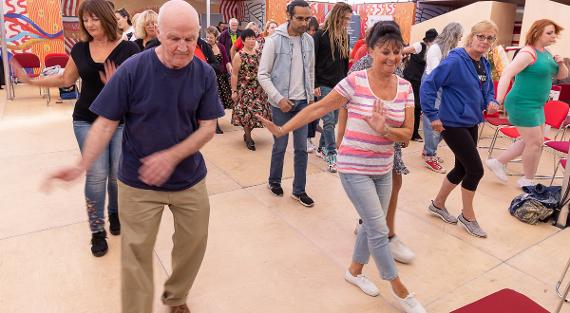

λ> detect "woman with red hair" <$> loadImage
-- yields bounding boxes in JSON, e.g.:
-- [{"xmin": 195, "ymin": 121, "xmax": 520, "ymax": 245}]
[{"xmin": 487, "ymin": 19, "xmax": 569, "ymax": 188}]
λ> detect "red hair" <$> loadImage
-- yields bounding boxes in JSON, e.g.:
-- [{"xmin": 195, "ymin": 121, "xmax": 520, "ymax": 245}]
[{"xmin": 525, "ymin": 19, "xmax": 564, "ymax": 46}]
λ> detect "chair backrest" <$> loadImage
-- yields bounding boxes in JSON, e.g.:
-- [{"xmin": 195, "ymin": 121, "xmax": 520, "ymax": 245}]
[
  {"xmin": 545, "ymin": 100, "xmax": 570, "ymax": 129},
  {"xmin": 560, "ymin": 84, "xmax": 570, "ymax": 101},
  {"xmin": 45, "ymin": 53, "xmax": 69, "ymax": 68},
  {"xmin": 13, "ymin": 53, "xmax": 41, "ymax": 69}
]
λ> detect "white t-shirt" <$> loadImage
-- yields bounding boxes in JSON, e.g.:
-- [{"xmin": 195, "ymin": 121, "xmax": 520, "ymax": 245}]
[
  {"xmin": 411, "ymin": 42, "xmax": 423, "ymax": 54},
  {"xmin": 289, "ymin": 36, "xmax": 306, "ymax": 100},
  {"xmin": 424, "ymin": 44, "xmax": 443, "ymax": 75}
]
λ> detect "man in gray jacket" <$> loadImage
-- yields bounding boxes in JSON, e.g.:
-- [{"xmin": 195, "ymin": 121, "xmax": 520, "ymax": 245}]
[{"xmin": 258, "ymin": 0, "xmax": 315, "ymax": 207}]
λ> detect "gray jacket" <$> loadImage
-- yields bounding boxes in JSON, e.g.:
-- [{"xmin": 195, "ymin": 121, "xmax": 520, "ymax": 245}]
[{"xmin": 258, "ymin": 23, "xmax": 315, "ymax": 107}]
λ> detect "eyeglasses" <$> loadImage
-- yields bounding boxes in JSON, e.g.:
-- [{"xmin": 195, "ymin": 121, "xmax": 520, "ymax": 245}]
[
  {"xmin": 292, "ymin": 16, "xmax": 311, "ymax": 22},
  {"xmin": 475, "ymin": 34, "xmax": 496, "ymax": 43}
]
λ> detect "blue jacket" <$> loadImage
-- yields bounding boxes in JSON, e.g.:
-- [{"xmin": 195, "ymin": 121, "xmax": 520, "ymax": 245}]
[{"xmin": 420, "ymin": 48, "xmax": 494, "ymax": 127}]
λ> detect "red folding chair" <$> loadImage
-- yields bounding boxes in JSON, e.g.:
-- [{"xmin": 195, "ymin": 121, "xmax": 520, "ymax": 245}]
[
  {"xmin": 551, "ymin": 85, "xmax": 562, "ymax": 101},
  {"xmin": 451, "ymin": 288, "xmax": 549, "ymax": 313},
  {"xmin": 559, "ymin": 84, "xmax": 570, "ymax": 102},
  {"xmin": 44, "ymin": 53, "xmax": 70, "ymax": 104},
  {"xmin": 478, "ymin": 80, "xmax": 513, "ymax": 148},
  {"xmin": 10, "ymin": 52, "xmax": 42, "ymax": 98}
]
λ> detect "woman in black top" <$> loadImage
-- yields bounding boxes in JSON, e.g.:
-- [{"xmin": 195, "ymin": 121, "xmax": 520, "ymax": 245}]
[
  {"xmin": 133, "ymin": 10, "xmax": 158, "ymax": 50},
  {"xmin": 12, "ymin": 0, "xmax": 139, "ymax": 257}
]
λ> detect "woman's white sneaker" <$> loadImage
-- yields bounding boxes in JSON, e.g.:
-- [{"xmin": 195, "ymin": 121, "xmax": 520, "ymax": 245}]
[
  {"xmin": 344, "ymin": 270, "xmax": 379, "ymax": 297},
  {"xmin": 393, "ymin": 292, "xmax": 427, "ymax": 313},
  {"xmin": 485, "ymin": 158, "xmax": 508, "ymax": 183},
  {"xmin": 389, "ymin": 236, "xmax": 415, "ymax": 264}
]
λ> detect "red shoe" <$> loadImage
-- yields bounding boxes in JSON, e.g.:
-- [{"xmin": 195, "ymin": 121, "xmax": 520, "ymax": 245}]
[{"xmin": 424, "ymin": 157, "xmax": 446, "ymax": 174}]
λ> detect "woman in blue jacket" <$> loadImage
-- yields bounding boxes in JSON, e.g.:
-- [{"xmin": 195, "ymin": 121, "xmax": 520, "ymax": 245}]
[{"xmin": 420, "ymin": 21, "xmax": 499, "ymax": 238}]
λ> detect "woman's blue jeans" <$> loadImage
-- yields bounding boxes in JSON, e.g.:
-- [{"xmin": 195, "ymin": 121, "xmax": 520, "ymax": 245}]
[
  {"xmin": 73, "ymin": 121, "xmax": 123, "ymax": 233},
  {"xmin": 339, "ymin": 172, "xmax": 398, "ymax": 281}
]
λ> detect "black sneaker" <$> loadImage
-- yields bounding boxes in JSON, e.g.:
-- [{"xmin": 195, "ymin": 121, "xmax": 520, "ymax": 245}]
[
  {"xmin": 109, "ymin": 213, "xmax": 120, "ymax": 236},
  {"xmin": 91, "ymin": 230, "xmax": 108, "ymax": 257},
  {"xmin": 268, "ymin": 183, "xmax": 284, "ymax": 197},
  {"xmin": 291, "ymin": 192, "xmax": 314, "ymax": 207}
]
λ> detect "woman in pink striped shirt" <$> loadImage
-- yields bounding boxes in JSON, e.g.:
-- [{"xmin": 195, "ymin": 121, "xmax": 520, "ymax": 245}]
[{"xmin": 257, "ymin": 22, "xmax": 425, "ymax": 313}]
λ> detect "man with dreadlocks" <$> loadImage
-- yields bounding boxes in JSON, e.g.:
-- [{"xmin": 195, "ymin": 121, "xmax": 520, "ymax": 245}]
[{"xmin": 313, "ymin": 2, "xmax": 352, "ymax": 173}]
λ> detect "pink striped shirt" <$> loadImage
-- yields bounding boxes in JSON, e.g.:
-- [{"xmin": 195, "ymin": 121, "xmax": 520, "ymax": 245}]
[{"xmin": 334, "ymin": 70, "xmax": 414, "ymax": 175}]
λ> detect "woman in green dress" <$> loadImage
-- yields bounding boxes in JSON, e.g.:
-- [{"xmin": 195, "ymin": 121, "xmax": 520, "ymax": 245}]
[{"xmin": 486, "ymin": 19, "xmax": 568, "ymax": 188}]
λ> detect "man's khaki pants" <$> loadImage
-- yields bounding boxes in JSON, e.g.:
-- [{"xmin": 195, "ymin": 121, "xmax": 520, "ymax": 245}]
[{"xmin": 118, "ymin": 179, "xmax": 210, "ymax": 313}]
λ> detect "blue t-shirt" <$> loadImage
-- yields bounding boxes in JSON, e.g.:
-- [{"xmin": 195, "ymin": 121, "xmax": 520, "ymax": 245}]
[{"xmin": 90, "ymin": 49, "xmax": 225, "ymax": 191}]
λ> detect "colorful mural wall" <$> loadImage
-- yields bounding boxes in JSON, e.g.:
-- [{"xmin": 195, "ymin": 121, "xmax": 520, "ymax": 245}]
[
  {"xmin": 266, "ymin": 1, "xmax": 415, "ymax": 43},
  {"xmin": 4, "ymin": 0, "xmax": 65, "ymax": 67},
  {"xmin": 309, "ymin": 2, "xmax": 416, "ymax": 43}
]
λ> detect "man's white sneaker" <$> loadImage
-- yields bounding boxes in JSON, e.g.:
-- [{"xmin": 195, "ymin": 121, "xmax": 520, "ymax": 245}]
[
  {"xmin": 307, "ymin": 139, "xmax": 316, "ymax": 153},
  {"xmin": 517, "ymin": 177, "xmax": 535, "ymax": 188},
  {"xmin": 389, "ymin": 236, "xmax": 415, "ymax": 264},
  {"xmin": 344, "ymin": 270, "xmax": 379, "ymax": 297},
  {"xmin": 393, "ymin": 292, "xmax": 427, "ymax": 313},
  {"xmin": 485, "ymin": 158, "xmax": 508, "ymax": 183}
]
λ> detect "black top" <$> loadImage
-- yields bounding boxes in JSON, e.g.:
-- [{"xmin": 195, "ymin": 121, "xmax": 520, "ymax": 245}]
[
  {"xmin": 70, "ymin": 40, "xmax": 140, "ymax": 123},
  {"xmin": 403, "ymin": 42, "xmax": 427, "ymax": 83},
  {"xmin": 134, "ymin": 38, "xmax": 145, "ymax": 51},
  {"xmin": 313, "ymin": 29, "xmax": 349, "ymax": 88},
  {"xmin": 471, "ymin": 58, "xmax": 487, "ymax": 83}
]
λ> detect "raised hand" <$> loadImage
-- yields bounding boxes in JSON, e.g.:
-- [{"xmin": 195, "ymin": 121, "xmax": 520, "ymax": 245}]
[
  {"xmin": 42, "ymin": 166, "xmax": 85, "ymax": 192},
  {"xmin": 363, "ymin": 100, "xmax": 388, "ymax": 134},
  {"xmin": 99, "ymin": 60, "xmax": 117, "ymax": 84},
  {"xmin": 256, "ymin": 114, "xmax": 284, "ymax": 137}
]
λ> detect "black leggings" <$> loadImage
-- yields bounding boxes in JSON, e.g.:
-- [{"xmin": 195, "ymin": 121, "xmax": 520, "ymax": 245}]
[
  {"xmin": 410, "ymin": 80, "xmax": 422, "ymax": 138},
  {"xmin": 441, "ymin": 125, "xmax": 484, "ymax": 191}
]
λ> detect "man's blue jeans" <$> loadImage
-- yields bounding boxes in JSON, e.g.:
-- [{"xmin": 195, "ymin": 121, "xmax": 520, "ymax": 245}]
[
  {"xmin": 317, "ymin": 86, "xmax": 338, "ymax": 155},
  {"xmin": 423, "ymin": 89, "xmax": 443, "ymax": 157},
  {"xmin": 269, "ymin": 100, "xmax": 308, "ymax": 195},
  {"xmin": 73, "ymin": 121, "xmax": 124, "ymax": 233}
]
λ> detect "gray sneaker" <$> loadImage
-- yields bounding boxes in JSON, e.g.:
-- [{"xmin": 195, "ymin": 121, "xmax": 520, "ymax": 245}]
[
  {"xmin": 458, "ymin": 214, "xmax": 488, "ymax": 238},
  {"xmin": 428, "ymin": 201, "xmax": 458, "ymax": 224}
]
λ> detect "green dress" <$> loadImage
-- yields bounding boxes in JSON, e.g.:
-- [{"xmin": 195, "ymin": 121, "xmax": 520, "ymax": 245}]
[{"xmin": 505, "ymin": 49, "xmax": 559, "ymax": 127}]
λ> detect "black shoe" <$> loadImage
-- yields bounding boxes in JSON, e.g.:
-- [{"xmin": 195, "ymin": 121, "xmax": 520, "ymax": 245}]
[
  {"xmin": 91, "ymin": 231, "xmax": 108, "ymax": 257},
  {"xmin": 411, "ymin": 135, "xmax": 423, "ymax": 142},
  {"xmin": 268, "ymin": 183, "xmax": 284, "ymax": 197},
  {"xmin": 109, "ymin": 213, "xmax": 120, "ymax": 236},
  {"xmin": 291, "ymin": 192, "xmax": 315, "ymax": 207},
  {"xmin": 216, "ymin": 126, "xmax": 224, "ymax": 134}
]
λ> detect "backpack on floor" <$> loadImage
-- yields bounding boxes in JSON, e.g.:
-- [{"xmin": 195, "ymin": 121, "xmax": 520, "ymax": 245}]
[{"xmin": 508, "ymin": 184, "xmax": 560, "ymax": 225}]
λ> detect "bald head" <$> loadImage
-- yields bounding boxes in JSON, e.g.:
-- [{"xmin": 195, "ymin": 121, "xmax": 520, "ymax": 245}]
[
  {"xmin": 155, "ymin": 0, "xmax": 200, "ymax": 69},
  {"xmin": 158, "ymin": 0, "xmax": 199, "ymax": 29}
]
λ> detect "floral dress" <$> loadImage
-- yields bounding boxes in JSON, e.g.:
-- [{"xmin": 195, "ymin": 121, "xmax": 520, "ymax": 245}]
[
  {"xmin": 231, "ymin": 50, "xmax": 271, "ymax": 128},
  {"xmin": 214, "ymin": 54, "xmax": 233, "ymax": 109}
]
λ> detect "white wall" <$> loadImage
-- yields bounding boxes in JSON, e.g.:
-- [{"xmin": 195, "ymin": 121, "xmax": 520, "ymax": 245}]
[{"xmin": 520, "ymin": 0, "xmax": 570, "ymax": 55}]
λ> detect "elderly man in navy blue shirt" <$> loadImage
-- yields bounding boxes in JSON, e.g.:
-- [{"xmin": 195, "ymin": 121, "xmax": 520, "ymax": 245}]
[{"xmin": 45, "ymin": 1, "xmax": 224, "ymax": 312}]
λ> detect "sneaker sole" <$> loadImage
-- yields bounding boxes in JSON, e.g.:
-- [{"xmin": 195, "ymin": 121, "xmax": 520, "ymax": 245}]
[
  {"xmin": 458, "ymin": 219, "xmax": 487, "ymax": 238},
  {"xmin": 267, "ymin": 184, "xmax": 283, "ymax": 197},
  {"xmin": 92, "ymin": 248, "xmax": 108, "ymax": 257},
  {"xmin": 290, "ymin": 195, "xmax": 314, "ymax": 207},
  {"xmin": 485, "ymin": 161, "xmax": 508, "ymax": 183},
  {"xmin": 428, "ymin": 207, "xmax": 458, "ymax": 224},
  {"xmin": 344, "ymin": 277, "xmax": 380, "ymax": 297}
]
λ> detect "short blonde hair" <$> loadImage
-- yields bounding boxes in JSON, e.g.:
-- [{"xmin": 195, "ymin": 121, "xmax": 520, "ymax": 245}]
[
  {"xmin": 464, "ymin": 20, "xmax": 498, "ymax": 48},
  {"xmin": 135, "ymin": 10, "xmax": 158, "ymax": 39}
]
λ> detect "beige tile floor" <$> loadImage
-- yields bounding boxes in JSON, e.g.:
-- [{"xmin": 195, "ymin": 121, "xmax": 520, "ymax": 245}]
[{"xmin": 1, "ymin": 85, "xmax": 569, "ymax": 313}]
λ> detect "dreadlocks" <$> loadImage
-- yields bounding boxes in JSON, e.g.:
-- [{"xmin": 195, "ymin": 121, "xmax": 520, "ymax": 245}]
[{"xmin": 322, "ymin": 2, "xmax": 352, "ymax": 61}]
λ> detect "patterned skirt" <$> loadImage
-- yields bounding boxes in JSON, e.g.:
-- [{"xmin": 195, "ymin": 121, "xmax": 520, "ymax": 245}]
[{"xmin": 393, "ymin": 142, "xmax": 409, "ymax": 175}]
